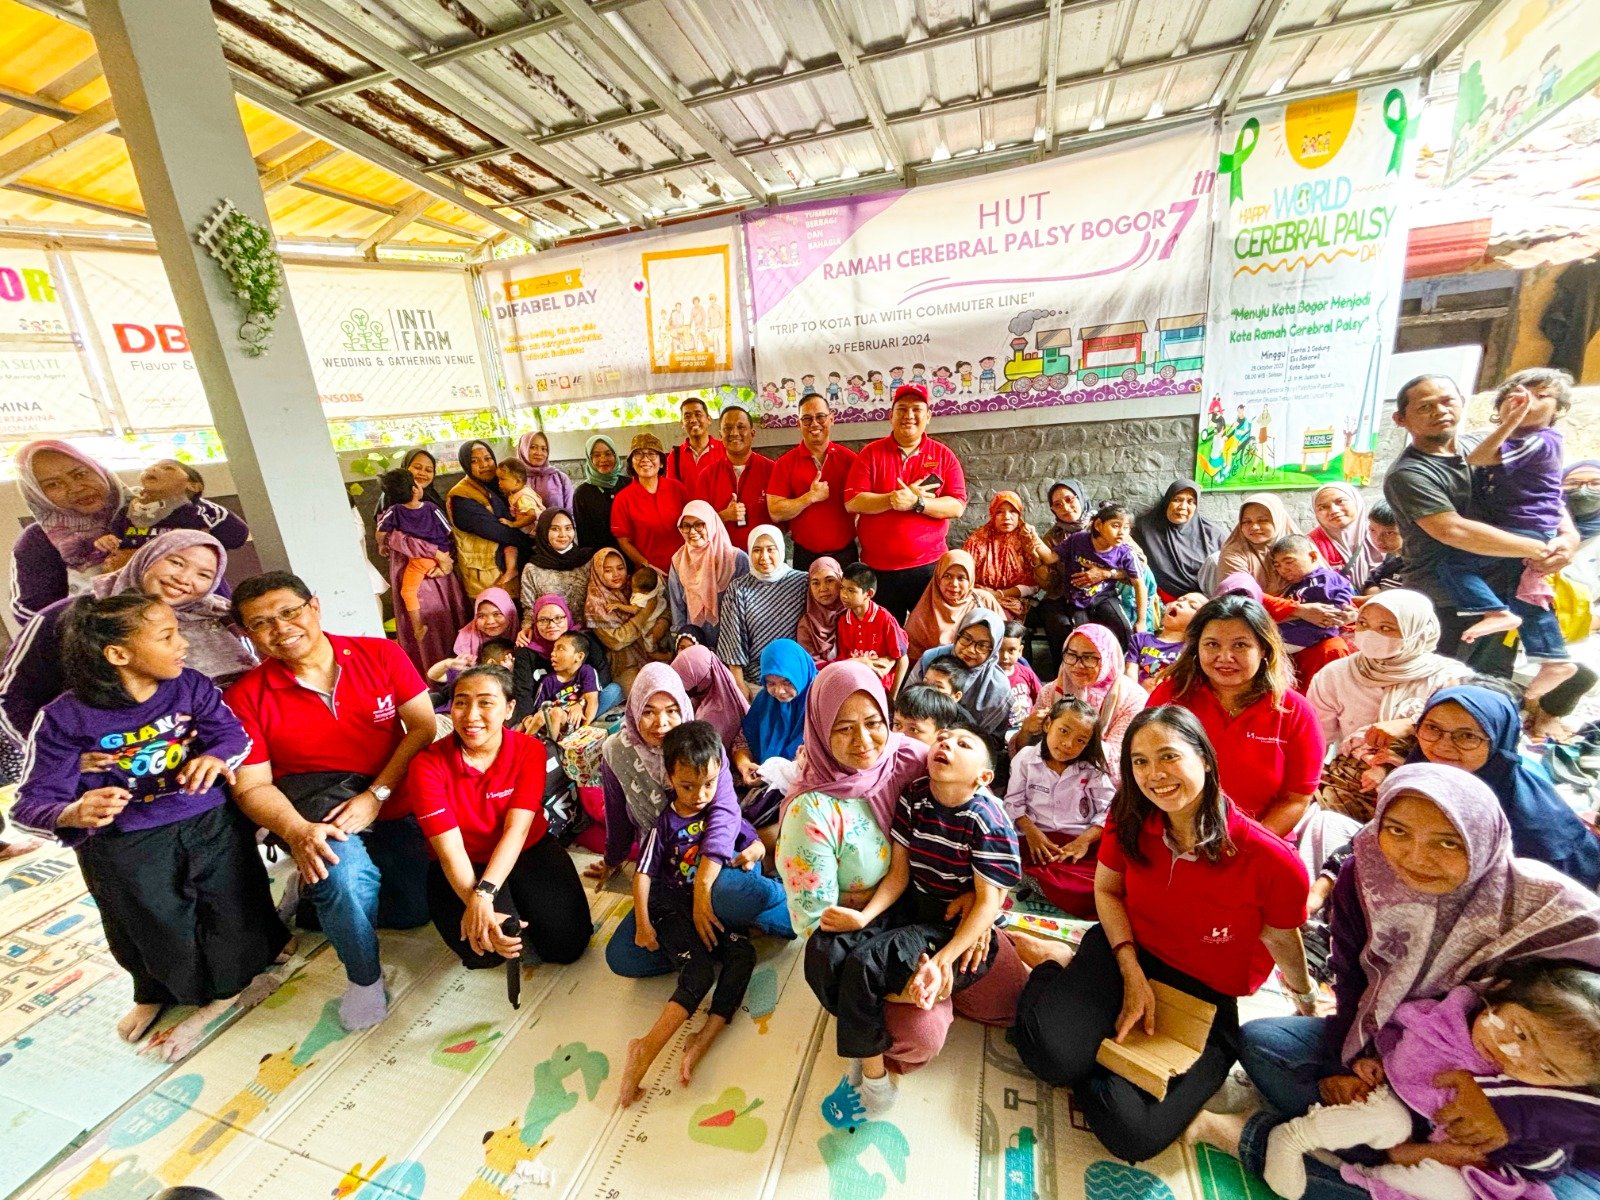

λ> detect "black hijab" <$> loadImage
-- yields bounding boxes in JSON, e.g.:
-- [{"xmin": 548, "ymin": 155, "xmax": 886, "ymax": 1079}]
[
  {"xmin": 1132, "ymin": 478, "xmax": 1225, "ymax": 597},
  {"xmin": 403, "ymin": 448, "xmax": 445, "ymax": 509},
  {"xmin": 527, "ymin": 507, "xmax": 599, "ymax": 572},
  {"xmin": 456, "ymin": 440, "xmax": 509, "ymax": 517}
]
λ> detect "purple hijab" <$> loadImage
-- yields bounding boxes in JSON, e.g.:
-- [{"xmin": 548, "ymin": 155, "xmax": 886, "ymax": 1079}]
[
  {"xmin": 516, "ymin": 432, "xmax": 576, "ymax": 513},
  {"xmin": 670, "ymin": 644, "xmax": 749, "ymax": 746},
  {"xmin": 1345, "ymin": 763, "xmax": 1600, "ymax": 1062}
]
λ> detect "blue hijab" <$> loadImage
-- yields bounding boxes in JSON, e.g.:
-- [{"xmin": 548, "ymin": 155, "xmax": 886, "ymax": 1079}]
[
  {"xmin": 741, "ymin": 639, "xmax": 816, "ymax": 762},
  {"xmin": 1410, "ymin": 685, "xmax": 1600, "ymax": 889}
]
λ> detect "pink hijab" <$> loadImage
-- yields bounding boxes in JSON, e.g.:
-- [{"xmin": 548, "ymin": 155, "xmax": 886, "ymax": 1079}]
[
  {"xmin": 783, "ymin": 660, "xmax": 929, "ymax": 832},
  {"xmin": 671, "ymin": 643, "xmax": 749, "ymax": 744},
  {"xmin": 795, "ymin": 556, "xmax": 844, "ymax": 663},
  {"xmin": 670, "ymin": 499, "xmax": 740, "ymax": 627},
  {"xmin": 455, "ymin": 586, "xmax": 518, "ymax": 658},
  {"xmin": 618, "ymin": 661, "xmax": 695, "ymax": 790},
  {"xmin": 520, "ymin": 592, "xmax": 577, "ymax": 656},
  {"xmin": 1054, "ymin": 622, "xmax": 1125, "ymax": 712}
]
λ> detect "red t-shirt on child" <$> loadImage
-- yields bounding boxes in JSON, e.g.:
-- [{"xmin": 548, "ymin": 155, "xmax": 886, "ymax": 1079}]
[{"xmin": 834, "ymin": 602, "xmax": 907, "ymax": 689}]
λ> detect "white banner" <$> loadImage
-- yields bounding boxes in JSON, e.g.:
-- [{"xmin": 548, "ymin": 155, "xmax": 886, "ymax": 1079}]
[
  {"xmin": 741, "ymin": 128, "xmax": 1216, "ymax": 426},
  {"xmin": 1201, "ymin": 82, "xmax": 1418, "ymax": 491},
  {"xmin": 483, "ymin": 217, "xmax": 749, "ymax": 408},
  {"xmin": 0, "ymin": 248, "xmax": 105, "ymax": 438}
]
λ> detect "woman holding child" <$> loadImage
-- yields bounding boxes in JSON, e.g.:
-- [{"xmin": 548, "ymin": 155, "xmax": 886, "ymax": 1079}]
[
  {"xmin": 1307, "ymin": 483, "xmax": 1381, "ymax": 589},
  {"xmin": 586, "ymin": 547, "xmax": 668, "ymax": 692},
  {"xmin": 9, "ymin": 440, "xmax": 127, "ymax": 626},
  {"xmin": 1211, "ymin": 493, "xmax": 1300, "ymax": 596},
  {"xmin": 447, "ymin": 440, "xmax": 528, "ymax": 599}
]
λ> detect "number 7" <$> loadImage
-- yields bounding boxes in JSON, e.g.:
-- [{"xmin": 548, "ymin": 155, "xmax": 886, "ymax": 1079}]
[{"xmin": 1160, "ymin": 199, "xmax": 1199, "ymax": 260}]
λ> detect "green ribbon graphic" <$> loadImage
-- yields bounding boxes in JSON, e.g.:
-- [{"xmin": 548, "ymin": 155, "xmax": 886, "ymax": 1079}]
[
  {"xmin": 1383, "ymin": 88, "xmax": 1419, "ymax": 175},
  {"xmin": 1218, "ymin": 118, "xmax": 1260, "ymax": 204}
]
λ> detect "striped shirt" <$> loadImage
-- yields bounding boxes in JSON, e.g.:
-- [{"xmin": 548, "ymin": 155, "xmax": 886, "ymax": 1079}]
[
  {"xmin": 716, "ymin": 570, "xmax": 810, "ymax": 683},
  {"xmin": 891, "ymin": 778, "xmax": 1020, "ymax": 901}
]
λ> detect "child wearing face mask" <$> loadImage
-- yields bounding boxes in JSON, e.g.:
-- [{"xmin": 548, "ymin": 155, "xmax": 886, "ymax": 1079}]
[
  {"xmin": 95, "ymin": 459, "xmax": 249, "ymax": 568},
  {"xmin": 1265, "ymin": 962, "xmax": 1600, "ymax": 1200}
]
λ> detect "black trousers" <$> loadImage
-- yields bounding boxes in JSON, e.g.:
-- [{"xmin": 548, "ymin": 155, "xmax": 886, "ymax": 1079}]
[
  {"xmin": 1013, "ymin": 923, "xmax": 1240, "ymax": 1164},
  {"xmin": 650, "ymin": 893, "xmax": 756, "ymax": 1021},
  {"xmin": 1048, "ymin": 594, "xmax": 1133, "ymax": 655},
  {"xmin": 424, "ymin": 834, "xmax": 590, "ymax": 969},
  {"xmin": 804, "ymin": 890, "xmax": 997, "ymax": 1059},
  {"xmin": 77, "ymin": 803, "xmax": 289, "ymax": 1006},
  {"xmin": 793, "ymin": 541, "xmax": 860, "ymax": 572},
  {"xmin": 871, "ymin": 561, "xmax": 938, "ymax": 626}
]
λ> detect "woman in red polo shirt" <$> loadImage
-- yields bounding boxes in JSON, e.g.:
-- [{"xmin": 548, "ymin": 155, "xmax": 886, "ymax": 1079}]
[
  {"xmin": 611, "ymin": 433, "xmax": 689, "ymax": 574},
  {"xmin": 1014, "ymin": 705, "xmax": 1313, "ymax": 1164},
  {"xmin": 405, "ymin": 665, "xmax": 590, "ymax": 970},
  {"xmin": 1147, "ymin": 593, "xmax": 1323, "ymax": 839}
]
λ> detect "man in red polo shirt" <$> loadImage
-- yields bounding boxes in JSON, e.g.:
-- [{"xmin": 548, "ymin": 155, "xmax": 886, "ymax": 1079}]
[
  {"xmin": 767, "ymin": 392, "xmax": 860, "ymax": 569},
  {"xmin": 844, "ymin": 385, "xmax": 967, "ymax": 622},
  {"xmin": 666, "ymin": 396, "xmax": 725, "ymax": 505},
  {"xmin": 225, "ymin": 572, "xmax": 437, "ymax": 1033},
  {"xmin": 703, "ymin": 405, "xmax": 773, "ymax": 551}
]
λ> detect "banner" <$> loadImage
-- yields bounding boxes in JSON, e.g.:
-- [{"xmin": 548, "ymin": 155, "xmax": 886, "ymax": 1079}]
[
  {"xmin": 741, "ymin": 127, "xmax": 1215, "ymax": 427},
  {"xmin": 1200, "ymin": 82, "xmax": 1418, "ymax": 492},
  {"xmin": 1447, "ymin": 0, "xmax": 1600, "ymax": 184},
  {"xmin": 71, "ymin": 252, "xmax": 489, "ymax": 429},
  {"xmin": 483, "ymin": 218, "xmax": 748, "ymax": 408},
  {"xmin": 0, "ymin": 249, "xmax": 105, "ymax": 438}
]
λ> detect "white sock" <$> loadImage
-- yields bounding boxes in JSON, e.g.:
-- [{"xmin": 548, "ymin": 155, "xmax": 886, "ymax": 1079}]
[
  {"xmin": 857, "ymin": 1070, "xmax": 896, "ymax": 1117},
  {"xmin": 1264, "ymin": 1119, "xmax": 1313, "ymax": 1199},
  {"xmin": 338, "ymin": 978, "xmax": 388, "ymax": 1031}
]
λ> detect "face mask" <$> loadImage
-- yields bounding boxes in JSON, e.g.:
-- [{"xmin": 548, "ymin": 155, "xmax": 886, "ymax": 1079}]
[
  {"xmin": 1566, "ymin": 489, "xmax": 1600, "ymax": 516},
  {"xmin": 1353, "ymin": 629, "xmax": 1404, "ymax": 660}
]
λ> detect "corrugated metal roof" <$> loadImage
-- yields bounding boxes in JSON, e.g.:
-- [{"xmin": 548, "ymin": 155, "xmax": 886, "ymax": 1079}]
[{"xmin": 0, "ymin": 0, "xmax": 1500, "ymax": 255}]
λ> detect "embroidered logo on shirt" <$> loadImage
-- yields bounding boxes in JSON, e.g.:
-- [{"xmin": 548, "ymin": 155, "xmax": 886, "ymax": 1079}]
[
  {"xmin": 1203, "ymin": 925, "xmax": 1233, "ymax": 944},
  {"xmin": 1243, "ymin": 732, "xmax": 1282, "ymax": 745},
  {"xmin": 373, "ymin": 694, "xmax": 396, "ymax": 723},
  {"xmin": 486, "ymin": 788, "xmax": 514, "ymax": 799}
]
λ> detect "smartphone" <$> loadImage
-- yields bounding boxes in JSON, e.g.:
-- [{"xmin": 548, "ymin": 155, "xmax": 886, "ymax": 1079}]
[{"xmin": 917, "ymin": 473, "xmax": 943, "ymax": 491}]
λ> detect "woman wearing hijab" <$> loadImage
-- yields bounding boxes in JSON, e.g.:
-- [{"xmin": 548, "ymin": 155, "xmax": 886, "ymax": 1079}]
[
  {"xmin": 378, "ymin": 448, "xmax": 446, "ymax": 512},
  {"xmin": 1133, "ymin": 479, "xmax": 1226, "ymax": 599},
  {"xmin": 508, "ymin": 594, "xmax": 620, "ymax": 726},
  {"xmin": 717, "ymin": 524, "xmax": 809, "ymax": 692},
  {"xmin": 670, "ymin": 643, "xmax": 750, "ymax": 746},
  {"xmin": 572, "ymin": 435, "xmax": 625, "ymax": 552},
  {"xmin": 730, "ymin": 639, "xmax": 817, "ymax": 829},
  {"xmin": 1012, "ymin": 623, "xmax": 1146, "ymax": 778},
  {"xmin": 586, "ymin": 547, "xmax": 668, "ymax": 692},
  {"xmin": 776, "ymin": 660, "xmax": 1035, "ymax": 1075},
  {"xmin": 964, "ymin": 492, "xmax": 1052, "ymax": 618},
  {"xmin": 1226, "ymin": 764, "xmax": 1600, "ymax": 1200},
  {"xmin": 1212, "ymin": 492, "xmax": 1301, "ymax": 596},
  {"xmin": 0, "ymin": 530, "xmax": 254, "ymax": 756},
  {"xmin": 668, "ymin": 499, "xmax": 747, "ymax": 649},
  {"xmin": 904, "ymin": 549, "xmax": 1003, "ymax": 664},
  {"xmin": 452, "ymin": 587, "xmax": 518, "ymax": 662},
  {"xmin": 446, "ymin": 440, "xmax": 528, "ymax": 599},
  {"xmin": 1305, "ymin": 590, "xmax": 1470, "ymax": 745},
  {"xmin": 518, "ymin": 508, "xmax": 599, "ymax": 622},
  {"xmin": 796, "ymin": 557, "xmax": 845, "ymax": 665},
  {"xmin": 11, "ymin": 440, "xmax": 129, "ymax": 626},
  {"xmin": 1562, "ymin": 460, "xmax": 1600, "ymax": 545},
  {"xmin": 1307, "ymin": 482, "xmax": 1380, "ymax": 588},
  {"xmin": 1408, "ymin": 684, "xmax": 1600, "ymax": 888},
  {"xmin": 906, "ymin": 609, "xmax": 1014, "ymax": 740},
  {"xmin": 1031, "ymin": 480, "xmax": 1090, "ymax": 670},
  {"xmin": 515, "ymin": 431, "xmax": 575, "ymax": 514},
  {"xmin": 597, "ymin": 664, "xmax": 792, "ymax": 978}
]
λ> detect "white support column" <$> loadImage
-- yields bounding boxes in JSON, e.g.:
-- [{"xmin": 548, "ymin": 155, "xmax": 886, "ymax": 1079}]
[{"xmin": 82, "ymin": 0, "xmax": 381, "ymax": 635}]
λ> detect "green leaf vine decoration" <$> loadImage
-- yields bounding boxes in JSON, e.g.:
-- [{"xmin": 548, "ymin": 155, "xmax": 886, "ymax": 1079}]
[{"xmin": 195, "ymin": 199, "xmax": 285, "ymax": 357}]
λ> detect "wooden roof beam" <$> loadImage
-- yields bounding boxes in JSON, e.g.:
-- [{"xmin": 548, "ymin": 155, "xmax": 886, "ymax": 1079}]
[
  {"xmin": 357, "ymin": 190, "xmax": 431, "ymax": 258},
  {"xmin": 260, "ymin": 138, "xmax": 341, "ymax": 194},
  {"xmin": 0, "ymin": 97, "xmax": 119, "ymax": 187}
]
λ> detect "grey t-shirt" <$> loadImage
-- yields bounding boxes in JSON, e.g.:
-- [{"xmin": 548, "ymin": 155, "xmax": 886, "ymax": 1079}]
[{"xmin": 1381, "ymin": 439, "xmax": 1477, "ymax": 600}]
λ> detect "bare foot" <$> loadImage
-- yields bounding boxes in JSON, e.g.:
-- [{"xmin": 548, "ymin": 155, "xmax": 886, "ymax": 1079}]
[
  {"xmin": 679, "ymin": 1018, "xmax": 724, "ymax": 1085},
  {"xmin": 274, "ymin": 936, "xmax": 300, "ymax": 965},
  {"xmin": 617, "ymin": 1037, "xmax": 651, "ymax": 1108},
  {"xmin": 1460, "ymin": 612, "xmax": 1520, "ymax": 643},
  {"xmin": 149, "ymin": 997, "xmax": 235, "ymax": 1062},
  {"xmin": 1009, "ymin": 930, "xmax": 1075, "ymax": 969},
  {"xmin": 117, "ymin": 1002, "xmax": 163, "ymax": 1044},
  {"xmin": 1184, "ymin": 1109, "xmax": 1248, "ymax": 1155},
  {"xmin": 1526, "ymin": 660, "xmax": 1580, "ymax": 705},
  {"xmin": 0, "ymin": 837, "xmax": 42, "ymax": 862},
  {"xmin": 1529, "ymin": 709, "xmax": 1577, "ymax": 743}
]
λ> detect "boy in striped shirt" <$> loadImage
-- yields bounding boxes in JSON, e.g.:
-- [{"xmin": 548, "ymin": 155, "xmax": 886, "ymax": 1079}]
[{"xmin": 805, "ymin": 726, "xmax": 1020, "ymax": 1114}]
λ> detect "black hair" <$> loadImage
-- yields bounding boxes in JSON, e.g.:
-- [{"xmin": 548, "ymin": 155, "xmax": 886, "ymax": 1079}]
[
  {"xmin": 155, "ymin": 458, "xmax": 205, "ymax": 498},
  {"xmin": 1112, "ymin": 706, "xmax": 1233, "ymax": 867},
  {"xmin": 1037, "ymin": 696, "xmax": 1107, "ymax": 773},
  {"xmin": 1485, "ymin": 961, "xmax": 1600, "ymax": 1085},
  {"xmin": 1368, "ymin": 499, "xmax": 1397, "ymax": 526},
  {"xmin": 476, "ymin": 637, "xmax": 517, "ymax": 664},
  {"xmin": 1090, "ymin": 501, "xmax": 1130, "ymax": 532},
  {"xmin": 61, "ymin": 593, "xmax": 165, "ymax": 709},
  {"xmin": 1270, "ymin": 533, "xmax": 1315, "ymax": 557},
  {"xmin": 894, "ymin": 685, "xmax": 966, "ymax": 729},
  {"xmin": 924, "ymin": 654, "xmax": 973, "ymax": 695},
  {"xmin": 1394, "ymin": 373, "xmax": 1455, "ymax": 416},
  {"xmin": 379, "ymin": 467, "xmax": 418, "ymax": 509},
  {"xmin": 843, "ymin": 562, "xmax": 877, "ymax": 592},
  {"xmin": 454, "ymin": 663, "xmax": 514, "ymax": 701},
  {"xmin": 553, "ymin": 630, "xmax": 588, "ymax": 657},
  {"xmin": 1002, "ymin": 620, "xmax": 1029, "ymax": 642},
  {"xmin": 662, "ymin": 719, "xmax": 723, "ymax": 776},
  {"xmin": 720, "ymin": 404, "xmax": 750, "ymax": 424},
  {"xmin": 497, "ymin": 457, "xmax": 528, "ymax": 483},
  {"xmin": 680, "ymin": 397, "xmax": 709, "ymax": 414},
  {"xmin": 940, "ymin": 723, "xmax": 995, "ymax": 771},
  {"xmin": 1495, "ymin": 367, "xmax": 1574, "ymax": 414},
  {"xmin": 231, "ymin": 571, "xmax": 313, "ymax": 627}
]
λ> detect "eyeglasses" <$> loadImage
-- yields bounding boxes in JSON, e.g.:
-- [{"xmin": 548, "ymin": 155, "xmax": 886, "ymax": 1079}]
[
  {"xmin": 244, "ymin": 600, "xmax": 312, "ymax": 635},
  {"xmin": 678, "ymin": 520, "xmax": 707, "ymax": 534},
  {"xmin": 954, "ymin": 631, "xmax": 993, "ymax": 654},
  {"xmin": 798, "ymin": 413, "xmax": 830, "ymax": 425},
  {"xmin": 1061, "ymin": 650, "xmax": 1102, "ymax": 668},
  {"xmin": 535, "ymin": 614, "xmax": 567, "ymax": 628},
  {"xmin": 1415, "ymin": 720, "xmax": 1488, "ymax": 752}
]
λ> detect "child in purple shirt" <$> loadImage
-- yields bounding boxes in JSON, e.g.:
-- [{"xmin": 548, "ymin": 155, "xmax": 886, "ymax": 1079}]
[
  {"xmin": 14, "ymin": 593, "xmax": 286, "ymax": 1061},
  {"xmin": 1053, "ymin": 503, "xmax": 1145, "ymax": 651},
  {"xmin": 1269, "ymin": 536, "xmax": 1357, "ymax": 650},
  {"xmin": 93, "ymin": 459, "xmax": 250, "ymax": 562}
]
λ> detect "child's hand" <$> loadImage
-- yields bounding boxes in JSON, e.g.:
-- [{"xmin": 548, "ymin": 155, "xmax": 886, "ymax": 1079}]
[
  {"xmin": 498, "ymin": 517, "xmax": 514, "ymax": 527},
  {"xmin": 1433, "ymin": 1071, "xmax": 1510, "ymax": 1153},
  {"xmin": 93, "ymin": 533, "xmax": 122, "ymax": 553},
  {"xmin": 63, "ymin": 786, "xmax": 131, "ymax": 828},
  {"xmin": 1058, "ymin": 835, "xmax": 1091, "ymax": 863},
  {"xmin": 1317, "ymin": 1074, "xmax": 1371, "ymax": 1107},
  {"xmin": 1352, "ymin": 1056, "xmax": 1386, "ymax": 1088},
  {"xmin": 1023, "ymin": 825, "xmax": 1060, "ymax": 863},
  {"xmin": 79, "ymin": 751, "xmax": 118, "ymax": 773},
  {"xmin": 693, "ymin": 887, "xmax": 724, "ymax": 950},
  {"xmin": 738, "ymin": 759, "xmax": 763, "ymax": 787},
  {"xmin": 731, "ymin": 841, "xmax": 764, "ymax": 871},
  {"xmin": 634, "ymin": 918, "xmax": 659, "ymax": 952},
  {"xmin": 908, "ymin": 954, "xmax": 954, "ymax": 1007},
  {"xmin": 177, "ymin": 754, "xmax": 236, "ymax": 795},
  {"xmin": 1497, "ymin": 387, "xmax": 1532, "ymax": 431},
  {"xmin": 819, "ymin": 905, "xmax": 867, "ymax": 933}
]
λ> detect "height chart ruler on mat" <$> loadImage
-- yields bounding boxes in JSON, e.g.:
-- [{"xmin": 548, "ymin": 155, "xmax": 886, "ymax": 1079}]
[{"xmin": 742, "ymin": 125, "xmax": 1216, "ymax": 428}]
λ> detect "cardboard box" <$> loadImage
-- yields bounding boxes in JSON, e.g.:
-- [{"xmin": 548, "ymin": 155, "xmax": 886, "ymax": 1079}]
[{"xmin": 1095, "ymin": 980, "xmax": 1217, "ymax": 1100}]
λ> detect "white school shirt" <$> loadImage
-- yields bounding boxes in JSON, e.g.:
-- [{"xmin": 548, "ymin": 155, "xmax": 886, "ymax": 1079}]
[{"xmin": 1002, "ymin": 745, "xmax": 1115, "ymax": 836}]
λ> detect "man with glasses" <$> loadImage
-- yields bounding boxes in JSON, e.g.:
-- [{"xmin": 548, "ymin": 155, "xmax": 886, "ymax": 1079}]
[
  {"xmin": 767, "ymin": 392, "xmax": 860, "ymax": 569},
  {"xmin": 665, "ymin": 397, "xmax": 725, "ymax": 506},
  {"xmin": 224, "ymin": 572, "xmax": 437, "ymax": 1033},
  {"xmin": 702, "ymin": 405, "xmax": 774, "ymax": 551}
]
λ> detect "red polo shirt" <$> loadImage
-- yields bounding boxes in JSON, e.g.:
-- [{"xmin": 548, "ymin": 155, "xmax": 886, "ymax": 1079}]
[
  {"xmin": 835, "ymin": 602, "xmax": 907, "ymax": 689},
  {"xmin": 666, "ymin": 437, "xmax": 726, "ymax": 506},
  {"xmin": 702, "ymin": 451, "xmax": 776, "ymax": 551},
  {"xmin": 402, "ymin": 730, "xmax": 546, "ymax": 862},
  {"xmin": 1146, "ymin": 678, "xmax": 1324, "ymax": 821},
  {"xmin": 767, "ymin": 442, "xmax": 860, "ymax": 553},
  {"xmin": 225, "ymin": 634, "xmax": 427, "ymax": 782},
  {"xmin": 610, "ymin": 477, "xmax": 690, "ymax": 572},
  {"xmin": 844, "ymin": 435, "xmax": 966, "ymax": 571},
  {"xmin": 1098, "ymin": 806, "xmax": 1308, "ymax": 997}
]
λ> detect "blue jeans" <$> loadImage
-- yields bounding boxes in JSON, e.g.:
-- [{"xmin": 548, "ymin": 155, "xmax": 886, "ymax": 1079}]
[
  {"xmin": 306, "ymin": 816, "xmax": 430, "ymax": 987},
  {"xmin": 596, "ymin": 682, "xmax": 624, "ymax": 715},
  {"xmin": 605, "ymin": 866, "xmax": 793, "ymax": 978},
  {"xmin": 1437, "ymin": 533, "xmax": 1568, "ymax": 661}
]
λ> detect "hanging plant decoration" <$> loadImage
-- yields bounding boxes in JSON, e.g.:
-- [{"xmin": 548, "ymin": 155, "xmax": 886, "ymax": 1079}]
[{"xmin": 195, "ymin": 199, "xmax": 284, "ymax": 357}]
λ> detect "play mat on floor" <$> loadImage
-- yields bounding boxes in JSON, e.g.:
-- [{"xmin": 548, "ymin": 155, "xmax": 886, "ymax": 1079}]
[{"xmin": 2, "ymin": 839, "xmax": 1283, "ymax": 1200}]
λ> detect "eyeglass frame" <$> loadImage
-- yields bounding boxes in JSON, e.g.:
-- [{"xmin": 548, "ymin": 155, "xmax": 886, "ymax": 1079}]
[
  {"xmin": 243, "ymin": 599, "xmax": 314, "ymax": 635},
  {"xmin": 1414, "ymin": 719, "xmax": 1488, "ymax": 752}
]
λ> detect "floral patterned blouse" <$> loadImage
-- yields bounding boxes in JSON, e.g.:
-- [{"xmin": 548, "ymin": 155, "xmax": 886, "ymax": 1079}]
[{"xmin": 776, "ymin": 791, "xmax": 892, "ymax": 936}]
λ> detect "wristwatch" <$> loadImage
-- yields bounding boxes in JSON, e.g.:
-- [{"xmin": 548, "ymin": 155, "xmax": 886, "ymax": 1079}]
[
  {"xmin": 1291, "ymin": 984, "xmax": 1318, "ymax": 1006},
  {"xmin": 912, "ymin": 497, "xmax": 926, "ymax": 514},
  {"xmin": 473, "ymin": 878, "xmax": 499, "ymax": 900},
  {"xmin": 371, "ymin": 784, "xmax": 392, "ymax": 804}
]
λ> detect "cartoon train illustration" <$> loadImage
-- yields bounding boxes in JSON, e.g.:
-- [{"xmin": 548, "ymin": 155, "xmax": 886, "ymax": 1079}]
[{"xmin": 1003, "ymin": 314, "xmax": 1205, "ymax": 392}]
